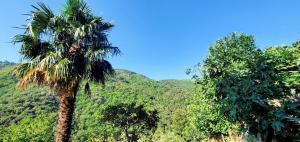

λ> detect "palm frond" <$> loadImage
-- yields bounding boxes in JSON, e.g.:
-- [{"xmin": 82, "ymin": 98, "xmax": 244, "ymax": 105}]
[
  {"xmin": 27, "ymin": 2, "xmax": 54, "ymax": 39},
  {"xmin": 54, "ymin": 58, "xmax": 71, "ymax": 81},
  {"xmin": 87, "ymin": 17, "xmax": 113, "ymax": 33},
  {"xmin": 102, "ymin": 46, "xmax": 121, "ymax": 56},
  {"xmin": 96, "ymin": 19, "xmax": 114, "ymax": 31},
  {"xmin": 29, "ymin": 55, "xmax": 42, "ymax": 69},
  {"xmin": 12, "ymin": 34, "xmax": 52, "ymax": 59},
  {"xmin": 39, "ymin": 51, "xmax": 62, "ymax": 70},
  {"xmin": 33, "ymin": 2, "xmax": 54, "ymax": 18},
  {"xmin": 13, "ymin": 63, "xmax": 30, "ymax": 79},
  {"xmin": 14, "ymin": 0, "xmax": 118, "ymax": 91},
  {"xmin": 90, "ymin": 59, "xmax": 114, "ymax": 84},
  {"xmin": 18, "ymin": 68, "xmax": 47, "ymax": 90},
  {"xmin": 85, "ymin": 46, "xmax": 120, "ymax": 62},
  {"xmin": 62, "ymin": 0, "xmax": 92, "ymax": 24}
]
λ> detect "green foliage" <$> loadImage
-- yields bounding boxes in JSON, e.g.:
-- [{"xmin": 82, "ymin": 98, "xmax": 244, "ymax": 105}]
[
  {"xmin": 101, "ymin": 102, "xmax": 158, "ymax": 142},
  {"xmin": 186, "ymin": 88, "xmax": 236, "ymax": 141},
  {"xmin": 0, "ymin": 67, "xmax": 17, "ymax": 96},
  {"xmin": 191, "ymin": 33, "xmax": 300, "ymax": 141},
  {"xmin": 0, "ymin": 113, "xmax": 56, "ymax": 142},
  {"xmin": 0, "ymin": 68, "xmax": 58, "ymax": 126},
  {"xmin": 155, "ymin": 79, "xmax": 194, "ymax": 133},
  {"xmin": 2, "ymin": 32, "xmax": 300, "ymax": 142},
  {"xmin": 152, "ymin": 130, "xmax": 186, "ymax": 142},
  {"xmin": 71, "ymin": 94, "xmax": 122, "ymax": 141},
  {"xmin": 0, "ymin": 64, "xmax": 193, "ymax": 141}
]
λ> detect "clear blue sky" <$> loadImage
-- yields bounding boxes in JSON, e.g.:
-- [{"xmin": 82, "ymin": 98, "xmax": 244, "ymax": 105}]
[{"xmin": 1, "ymin": 0, "xmax": 300, "ymax": 80}]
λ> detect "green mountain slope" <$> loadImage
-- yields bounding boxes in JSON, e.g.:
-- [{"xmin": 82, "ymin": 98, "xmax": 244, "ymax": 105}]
[{"xmin": 0, "ymin": 62, "xmax": 193, "ymax": 141}]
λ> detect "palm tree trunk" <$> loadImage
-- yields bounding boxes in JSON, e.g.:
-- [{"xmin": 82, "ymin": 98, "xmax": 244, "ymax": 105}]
[{"xmin": 55, "ymin": 90, "xmax": 76, "ymax": 142}]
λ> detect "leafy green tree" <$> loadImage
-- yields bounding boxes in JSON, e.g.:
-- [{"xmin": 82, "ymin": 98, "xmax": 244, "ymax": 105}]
[
  {"xmin": 101, "ymin": 102, "xmax": 159, "ymax": 142},
  {"xmin": 187, "ymin": 88, "xmax": 236, "ymax": 141},
  {"xmin": 193, "ymin": 33, "xmax": 300, "ymax": 141},
  {"xmin": 12, "ymin": 0, "xmax": 119, "ymax": 141},
  {"xmin": 261, "ymin": 44, "xmax": 300, "ymax": 140}
]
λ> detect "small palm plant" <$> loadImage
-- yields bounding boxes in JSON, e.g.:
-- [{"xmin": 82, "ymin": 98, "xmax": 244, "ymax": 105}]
[{"xmin": 12, "ymin": 0, "xmax": 120, "ymax": 141}]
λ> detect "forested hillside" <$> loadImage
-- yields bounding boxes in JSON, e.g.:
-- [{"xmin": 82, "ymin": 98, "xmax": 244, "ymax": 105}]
[
  {"xmin": 0, "ymin": 62, "xmax": 194, "ymax": 141},
  {"xmin": 2, "ymin": 33, "xmax": 300, "ymax": 142},
  {"xmin": 3, "ymin": 0, "xmax": 300, "ymax": 141}
]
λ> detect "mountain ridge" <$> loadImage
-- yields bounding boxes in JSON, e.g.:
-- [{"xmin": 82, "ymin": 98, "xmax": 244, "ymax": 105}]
[{"xmin": 0, "ymin": 62, "xmax": 194, "ymax": 140}]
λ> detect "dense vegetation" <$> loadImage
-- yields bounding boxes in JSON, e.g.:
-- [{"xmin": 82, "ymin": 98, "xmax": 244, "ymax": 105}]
[
  {"xmin": 0, "ymin": 62, "xmax": 194, "ymax": 141},
  {"xmin": 187, "ymin": 33, "xmax": 300, "ymax": 141},
  {"xmin": 2, "ymin": 33, "xmax": 300, "ymax": 141},
  {"xmin": 0, "ymin": 1, "xmax": 299, "ymax": 141},
  {"xmin": 2, "ymin": 33, "xmax": 300, "ymax": 142}
]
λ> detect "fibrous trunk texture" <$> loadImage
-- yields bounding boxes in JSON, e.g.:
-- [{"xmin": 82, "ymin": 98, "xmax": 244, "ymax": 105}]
[{"xmin": 55, "ymin": 90, "xmax": 76, "ymax": 142}]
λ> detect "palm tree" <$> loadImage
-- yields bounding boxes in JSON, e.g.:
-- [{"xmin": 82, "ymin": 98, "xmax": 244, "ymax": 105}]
[{"xmin": 12, "ymin": 0, "xmax": 120, "ymax": 141}]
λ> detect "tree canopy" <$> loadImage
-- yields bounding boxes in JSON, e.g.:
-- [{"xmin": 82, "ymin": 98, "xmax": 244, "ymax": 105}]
[{"xmin": 189, "ymin": 33, "xmax": 300, "ymax": 141}]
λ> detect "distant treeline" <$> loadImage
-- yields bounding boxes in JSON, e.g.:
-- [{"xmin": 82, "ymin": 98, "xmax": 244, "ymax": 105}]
[{"xmin": 0, "ymin": 61, "xmax": 16, "ymax": 69}]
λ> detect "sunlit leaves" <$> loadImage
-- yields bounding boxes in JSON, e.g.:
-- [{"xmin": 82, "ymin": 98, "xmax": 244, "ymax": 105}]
[
  {"xmin": 54, "ymin": 58, "xmax": 71, "ymax": 81},
  {"xmin": 101, "ymin": 101, "xmax": 158, "ymax": 141},
  {"xmin": 192, "ymin": 33, "xmax": 300, "ymax": 140},
  {"xmin": 0, "ymin": 113, "xmax": 56, "ymax": 141},
  {"xmin": 13, "ymin": 63, "xmax": 30, "ymax": 79},
  {"xmin": 204, "ymin": 33, "xmax": 258, "ymax": 80},
  {"xmin": 187, "ymin": 87, "xmax": 236, "ymax": 140},
  {"xmin": 62, "ymin": 0, "xmax": 92, "ymax": 25},
  {"xmin": 39, "ymin": 51, "xmax": 62, "ymax": 70}
]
